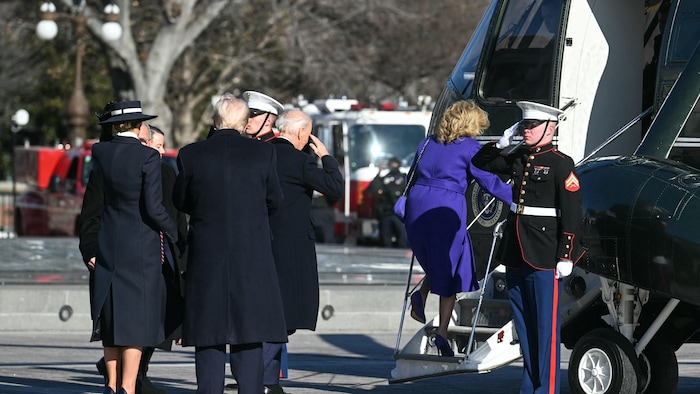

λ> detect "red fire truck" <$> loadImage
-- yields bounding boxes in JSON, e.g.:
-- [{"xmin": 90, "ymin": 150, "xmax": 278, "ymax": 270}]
[
  {"xmin": 310, "ymin": 102, "xmax": 432, "ymax": 244},
  {"xmin": 13, "ymin": 142, "xmax": 178, "ymax": 236}
]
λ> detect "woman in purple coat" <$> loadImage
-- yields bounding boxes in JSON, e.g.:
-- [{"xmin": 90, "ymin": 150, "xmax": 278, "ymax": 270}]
[{"xmin": 405, "ymin": 100, "xmax": 512, "ymax": 356}]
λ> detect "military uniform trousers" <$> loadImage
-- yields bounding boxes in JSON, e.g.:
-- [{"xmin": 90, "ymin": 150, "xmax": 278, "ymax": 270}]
[{"xmin": 507, "ymin": 263, "xmax": 562, "ymax": 394}]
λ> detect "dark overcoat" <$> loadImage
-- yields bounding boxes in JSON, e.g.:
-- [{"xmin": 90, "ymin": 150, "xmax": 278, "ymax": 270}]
[
  {"xmin": 161, "ymin": 164, "xmax": 189, "ymax": 290},
  {"xmin": 174, "ymin": 130, "xmax": 288, "ymax": 346},
  {"xmin": 80, "ymin": 163, "xmax": 188, "ymax": 350},
  {"xmin": 91, "ymin": 135, "xmax": 178, "ymax": 346},
  {"xmin": 160, "ymin": 164, "xmax": 188, "ymax": 348},
  {"xmin": 269, "ymin": 138, "xmax": 344, "ymax": 330}
]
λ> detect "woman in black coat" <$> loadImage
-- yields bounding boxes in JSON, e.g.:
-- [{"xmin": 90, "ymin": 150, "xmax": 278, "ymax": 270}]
[{"xmin": 91, "ymin": 101, "xmax": 177, "ymax": 394}]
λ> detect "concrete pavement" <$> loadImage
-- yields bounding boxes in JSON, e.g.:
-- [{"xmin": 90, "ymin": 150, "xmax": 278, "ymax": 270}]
[
  {"xmin": 2, "ymin": 331, "xmax": 700, "ymax": 393},
  {"xmin": 3, "ymin": 238, "xmax": 700, "ymax": 393}
]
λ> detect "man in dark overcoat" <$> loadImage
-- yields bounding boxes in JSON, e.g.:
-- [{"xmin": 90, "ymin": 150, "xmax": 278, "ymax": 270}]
[
  {"xmin": 263, "ymin": 109, "xmax": 344, "ymax": 393},
  {"xmin": 173, "ymin": 93, "xmax": 287, "ymax": 394}
]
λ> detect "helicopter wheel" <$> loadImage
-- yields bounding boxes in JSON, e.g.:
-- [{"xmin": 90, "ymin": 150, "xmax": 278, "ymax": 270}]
[{"xmin": 568, "ymin": 328, "xmax": 640, "ymax": 394}]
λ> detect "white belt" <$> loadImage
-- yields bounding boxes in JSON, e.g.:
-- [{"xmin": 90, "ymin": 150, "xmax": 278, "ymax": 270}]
[{"xmin": 510, "ymin": 203, "xmax": 560, "ymax": 217}]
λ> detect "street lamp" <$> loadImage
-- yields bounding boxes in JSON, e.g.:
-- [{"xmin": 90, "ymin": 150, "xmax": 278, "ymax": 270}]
[
  {"xmin": 11, "ymin": 109, "xmax": 29, "ymax": 236},
  {"xmin": 36, "ymin": 1, "xmax": 123, "ymax": 148}
]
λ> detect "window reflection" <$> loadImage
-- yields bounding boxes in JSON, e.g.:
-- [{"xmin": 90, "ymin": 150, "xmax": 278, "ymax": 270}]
[{"xmin": 348, "ymin": 125, "xmax": 426, "ymax": 170}]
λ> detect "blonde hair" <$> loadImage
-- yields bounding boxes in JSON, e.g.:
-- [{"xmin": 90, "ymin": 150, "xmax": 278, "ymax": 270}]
[
  {"xmin": 213, "ymin": 93, "xmax": 249, "ymax": 132},
  {"xmin": 436, "ymin": 100, "xmax": 489, "ymax": 144}
]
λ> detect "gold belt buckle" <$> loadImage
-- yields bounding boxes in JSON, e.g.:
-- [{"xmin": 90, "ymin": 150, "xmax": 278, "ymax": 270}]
[{"xmin": 516, "ymin": 204, "xmax": 524, "ymax": 214}]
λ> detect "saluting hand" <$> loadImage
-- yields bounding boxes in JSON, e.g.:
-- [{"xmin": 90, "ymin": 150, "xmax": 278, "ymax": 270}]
[
  {"xmin": 496, "ymin": 122, "xmax": 519, "ymax": 149},
  {"xmin": 308, "ymin": 134, "xmax": 330, "ymax": 157}
]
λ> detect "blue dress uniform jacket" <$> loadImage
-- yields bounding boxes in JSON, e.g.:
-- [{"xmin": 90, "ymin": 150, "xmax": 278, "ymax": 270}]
[
  {"xmin": 472, "ymin": 142, "xmax": 585, "ymax": 269},
  {"xmin": 90, "ymin": 136, "xmax": 178, "ymax": 346},
  {"xmin": 173, "ymin": 130, "xmax": 288, "ymax": 347},
  {"xmin": 269, "ymin": 138, "xmax": 344, "ymax": 331}
]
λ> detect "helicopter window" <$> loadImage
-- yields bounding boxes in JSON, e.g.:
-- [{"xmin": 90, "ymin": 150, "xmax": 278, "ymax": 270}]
[
  {"xmin": 668, "ymin": 15, "xmax": 700, "ymax": 63},
  {"xmin": 481, "ymin": 0, "xmax": 564, "ymax": 102},
  {"xmin": 348, "ymin": 125, "xmax": 426, "ymax": 171},
  {"xmin": 450, "ymin": 0, "xmax": 498, "ymax": 97}
]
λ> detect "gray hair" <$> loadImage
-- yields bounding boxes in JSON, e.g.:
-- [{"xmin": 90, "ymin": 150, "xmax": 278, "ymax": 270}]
[
  {"xmin": 145, "ymin": 124, "xmax": 165, "ymax": 141},
  {"xmin": 276, "ymin": 109, "xmax": 311, "ymax": 137}
]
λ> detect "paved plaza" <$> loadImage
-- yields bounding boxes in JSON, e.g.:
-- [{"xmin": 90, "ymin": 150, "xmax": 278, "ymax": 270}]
[{"xmin": 2, "ymin": 239, "xmax": 700, "ymax": 393}]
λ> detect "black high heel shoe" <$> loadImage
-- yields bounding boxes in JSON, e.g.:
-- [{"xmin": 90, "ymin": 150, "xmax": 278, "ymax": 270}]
[
  {"xmin": 410, "ymin": 291, "xmax": 426, "ymax": 324},
  {"xmin": 434, "ymin": 334, "xmax": 454, "ymax": 357},
  {"xmin": 102, "ymin": 387, "xmax": 115, "ymax": 394}
]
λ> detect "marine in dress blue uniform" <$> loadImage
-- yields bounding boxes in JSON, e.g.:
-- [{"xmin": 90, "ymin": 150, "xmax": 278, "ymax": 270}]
[{"xmin": 472, "ymin": 101, "xmax": 586, "ymax": 394}]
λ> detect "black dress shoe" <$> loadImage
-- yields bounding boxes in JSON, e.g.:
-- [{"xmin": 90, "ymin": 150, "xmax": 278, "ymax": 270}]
[
  {"xmin": 263, "ymin": 384, "xmax": 286, "ymax": 394},
  {"xmin": 102, "ymin": 387, "xmax": 115, "ymax": 394}
]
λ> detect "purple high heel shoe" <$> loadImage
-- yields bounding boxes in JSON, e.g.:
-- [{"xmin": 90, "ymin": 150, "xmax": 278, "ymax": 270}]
[
  {"xmin": 435, "ymin": 334, "xmax": 454, "ymax": 357},
  {"xmin": 409, "ymin": 291, "xmax": 426, "ymax": 324}
]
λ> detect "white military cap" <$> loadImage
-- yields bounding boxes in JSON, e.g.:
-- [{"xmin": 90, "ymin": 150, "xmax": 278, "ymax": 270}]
[
  {"xmin": 243, "ymin": 91, "xmax": 284, "ymax": 116},
  {"xmin": 516, "ymin": 101, "xmax": 564, "ymax": 121}
]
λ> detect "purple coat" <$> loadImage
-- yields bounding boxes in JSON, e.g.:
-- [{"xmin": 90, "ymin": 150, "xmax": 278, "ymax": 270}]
[{"xmin": 405, "ymin": 136, "xmax": 512, "ymax": 296}]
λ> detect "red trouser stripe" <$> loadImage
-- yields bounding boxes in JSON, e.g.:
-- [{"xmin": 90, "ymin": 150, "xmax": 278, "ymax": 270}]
[{"xmin": 549, "ymin": 274, "xmax": 559, "ymax": 394}]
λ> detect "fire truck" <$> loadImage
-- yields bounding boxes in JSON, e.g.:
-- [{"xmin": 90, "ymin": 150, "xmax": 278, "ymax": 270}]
[
  {"xmin": 14, "ymin": 143, "xmax": 92, "ymax": 236},
  {"xmin": 13, "ymin": 142, "xmax": 178, "ymax": 236},
  {"xmin": 310, "ymin": 101, "xmax": 431, "ymax": 244}
]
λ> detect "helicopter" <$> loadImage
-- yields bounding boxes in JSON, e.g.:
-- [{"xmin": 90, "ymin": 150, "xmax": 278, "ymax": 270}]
[{"xmin": 391, "ymin": 0, "xmax": 700, "ymax": 393}]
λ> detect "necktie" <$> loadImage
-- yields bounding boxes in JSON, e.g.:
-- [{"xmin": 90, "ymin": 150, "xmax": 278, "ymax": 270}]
[{"xmin": 160, "ymin": 232, "xmax": 165, "ymax": 265}]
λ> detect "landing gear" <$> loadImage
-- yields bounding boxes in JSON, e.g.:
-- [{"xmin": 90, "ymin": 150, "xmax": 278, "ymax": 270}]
[
  {"xmin": 638, "ymin": 337, "xmax": 678, "ymax": 393},
  {"xmin": 568, "ymin": 328, "xmax": 640, "ymax": 394}
]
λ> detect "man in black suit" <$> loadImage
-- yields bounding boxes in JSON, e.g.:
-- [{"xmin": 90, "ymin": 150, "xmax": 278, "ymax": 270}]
[
  {"xmin": 263, "ymin": 109, "xmax": 344, "ymax": 393},
  {"xmin": 173, "ymin": 93, "xmax": 287, "ymax": 394}
]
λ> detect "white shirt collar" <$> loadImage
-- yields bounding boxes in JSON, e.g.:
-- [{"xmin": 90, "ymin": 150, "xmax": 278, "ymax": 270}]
[{"xmin": 116, "ymin": 131, "xmax": 139, "ymax": 139}]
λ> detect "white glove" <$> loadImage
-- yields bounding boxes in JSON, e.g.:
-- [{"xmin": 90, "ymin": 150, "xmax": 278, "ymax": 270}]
[
  {"xmin": 555, "ymin": 260, "xmax": 573, "ymax": 279},
  {"xmin": 496, "ymin": 122, "xmax": 519, "ymax": 149}
]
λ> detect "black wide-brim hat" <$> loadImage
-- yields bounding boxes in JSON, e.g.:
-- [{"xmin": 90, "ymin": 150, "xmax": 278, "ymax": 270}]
[{"xmin": 97, "ymin": 100, "xmax": 157, "ymax": 124}]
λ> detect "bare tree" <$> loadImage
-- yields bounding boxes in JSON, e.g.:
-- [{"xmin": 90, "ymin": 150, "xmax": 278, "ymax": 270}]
[{"xmin": 6, "ymin": 0, "xmax": 489, "ymax": 149}]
